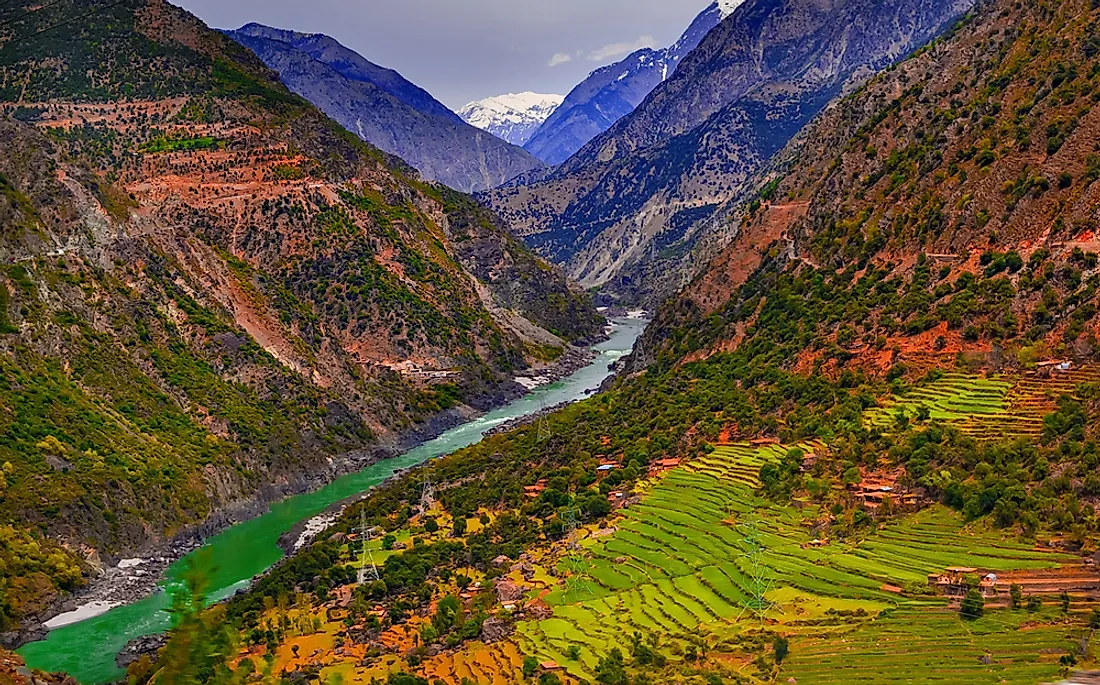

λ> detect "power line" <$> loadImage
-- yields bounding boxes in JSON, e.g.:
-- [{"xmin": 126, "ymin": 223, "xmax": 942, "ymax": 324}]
[
  {"xmin": 0, "ymin": 0, "xmax": 66, "ymax": 29},
  {"xmin": 0, "ymin": 0, "xmax": 127, "ymax": 50}
]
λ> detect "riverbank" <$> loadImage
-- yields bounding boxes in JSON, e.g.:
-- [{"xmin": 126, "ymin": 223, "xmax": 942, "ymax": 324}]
[
  {"xmin": 7, "ymin": 338, "xmax": 606, "ymax": 649},
  {"xmin": 16, "ymin": 318, "xmax": 646, "ymax": 684}
]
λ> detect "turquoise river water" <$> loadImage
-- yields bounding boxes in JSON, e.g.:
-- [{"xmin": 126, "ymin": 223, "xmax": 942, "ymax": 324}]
[{"xmin": 18, "ymin": 318, "xmax": 645, "ymax": 684}]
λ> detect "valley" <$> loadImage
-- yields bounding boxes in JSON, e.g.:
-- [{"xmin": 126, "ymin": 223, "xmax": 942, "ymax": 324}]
[
  {"xmin": 4, "ymin": 0, "xmax": 1100, "ymax": 683},
  {"xmin": 16, "ymin": 318, "xmax": 646, "ymax": 685}
]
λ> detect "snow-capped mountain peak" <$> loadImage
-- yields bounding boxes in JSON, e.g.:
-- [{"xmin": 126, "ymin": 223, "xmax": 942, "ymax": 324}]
[
  {"xmin": 716, "ymin": 0, "xmax": 746, "ymax": 19},
  {"xmin": 458, "ymin": 92, "xmax": 564, "ymax": 146}
]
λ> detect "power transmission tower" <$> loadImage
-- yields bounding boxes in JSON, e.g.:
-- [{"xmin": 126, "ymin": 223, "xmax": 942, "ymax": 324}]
[
  {"xmin": 353, "ymin": 509, "xmax": 379, "ymax": 585},
  {"xmin": 536, "ymin": 396, "xmax": 551, "ymax": 442},
  {"xmin": 420, "ymin": 474, "xmax": 435, "ymax": 512},
  {"xmin": 564, "ymin": 506, "xmax": 594, "ymax": 596},
  {"xmin": 736, "ymin": 516, "xmax": 777, "ymax": 623}
]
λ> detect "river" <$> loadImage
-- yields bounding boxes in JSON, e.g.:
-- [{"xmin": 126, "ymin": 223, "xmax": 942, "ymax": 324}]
[{"xmin": 18, "ymin": 317, "xmax": 646, "ymax": 684}]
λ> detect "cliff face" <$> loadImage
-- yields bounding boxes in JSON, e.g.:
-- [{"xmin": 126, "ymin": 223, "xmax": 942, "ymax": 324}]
[
  {"xmin": 0, "ymin": 0, "xmax": 599, "ymax": 626},
  {"xmin": 485, "ymin": 0, "xmax": 974, "ymax": 303},
  {"xmin": 225, "ymin": 24, "xmax": 546, "ymax": 193}
]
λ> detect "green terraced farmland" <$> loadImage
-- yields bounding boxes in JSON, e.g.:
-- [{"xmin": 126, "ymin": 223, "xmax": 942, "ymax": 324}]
[
  {"xmin": 781, "ymin": 607, "xmax": 1075, "ymax": 684},
  {"xmin": 506, "ymin": 372, "xmax": 1100, "ymax": 682},
  {"xmin": 513, "ymin": 437, "xmax": 1079, "ymax": 682}
]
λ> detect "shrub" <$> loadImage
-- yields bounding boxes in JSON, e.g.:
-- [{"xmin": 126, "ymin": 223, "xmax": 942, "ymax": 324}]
[{"xmin": 960, "ymin": 588, "xmax": 985, "ymax": 619}]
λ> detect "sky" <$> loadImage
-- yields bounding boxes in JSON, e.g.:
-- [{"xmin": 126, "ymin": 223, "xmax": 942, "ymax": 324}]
[{"xmin": 174, "ymin": 0, "xmax": 710, "ymax": 109}]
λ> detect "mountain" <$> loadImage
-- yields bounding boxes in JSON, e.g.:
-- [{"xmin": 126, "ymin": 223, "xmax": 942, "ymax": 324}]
[
  {"xmin": 0, "ymin": 0, "xmax": 600, "ymax": 631},
  {"xmin": 52, "ymin": 0, "xmax": 1100, "ymax": 682},
  {"xmin": 225, "ymin": 24, "xmax": 546, "ymax": 193},
  {"xmin": 487, "ymin": 0, "xmax": 975, "ymax": 303},
  {"xmin": 458, "ymin": 92, "xmax": 564, "ymax": 146},
  {"xmin": 521, "ymin": 0, "xmax": 744, "ymax": 165},
  {"xmin": 635, "ymin": 0, "xmax": 1100, "ymax": 368}
]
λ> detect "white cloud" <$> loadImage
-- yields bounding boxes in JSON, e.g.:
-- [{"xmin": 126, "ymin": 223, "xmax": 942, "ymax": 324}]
[
  {"xmin": 548, "ymin": 52, "xmax": 573, "ymax": 67},
  {"xmin": 586, "ymin": 35, "xmax": 657, "ymax": 62}
]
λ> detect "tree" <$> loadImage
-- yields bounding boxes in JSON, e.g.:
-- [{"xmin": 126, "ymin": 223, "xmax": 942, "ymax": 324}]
[
  {"xmin": 537, "ymin": 674, "xmax": 562, "ymax": 685},
  {"xmin": 565, "ymin": 645, "xmax": 581, "ymax": 661},
  {"xmin": 960, "ymin": 588, "xmax": 985, "ymax": 620},
  {"xmin": 1061, "ymin": 590, "xmax": 1071, "ymax": 613},
  {"xmin": 452, "ymin": 516, "xmax": 467, "ymax": 537},
  {"xmin": 1027, "ymin": 595, "xmax": 1042, "ymax": 612},
  {"xmin": 424, "ymin": 517, "xmax": 439, "ymax": 534},
  {"xmin": 145, "ymin": 557, "xmax": 240, "ymax": 685},
  {"xmin": 773, "ymin": 635, "xmax": 790, "ymax": 664},
  {"xmin": 521, "ymin": 656, "xmax": 539, "ymax": 678},
  {"xmin": 595, "ymin": 648, "xmax": 628, "ymax": 685},
  {"xmin": 1009, "ymin": 584, "xmax": 1023, "ymax": 609}
]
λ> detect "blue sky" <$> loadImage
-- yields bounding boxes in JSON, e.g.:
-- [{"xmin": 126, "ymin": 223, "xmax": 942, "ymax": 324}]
[{"xmin": 176, "ymin": 0, "xmax": 709, "ymax": 109}]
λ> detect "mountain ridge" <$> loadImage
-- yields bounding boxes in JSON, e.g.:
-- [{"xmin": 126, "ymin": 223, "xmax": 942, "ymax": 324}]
[
  {"xmin": 487, "ymin": 0, "xmax": 975, "ymax": 304},
  {"xmin": 521, "ymin": 0, "xmax": 743, "ymax": 165},
  {"xmin": 225, "ymin": 23, "xmax": 546, "ymax": 193},
  {"xmin": 458, "ymin": 92, "xmax": 563, "ymax": 147},
  {"xmin": 0, "ymin": 0, "xmax": 599, "ymax": 631}
]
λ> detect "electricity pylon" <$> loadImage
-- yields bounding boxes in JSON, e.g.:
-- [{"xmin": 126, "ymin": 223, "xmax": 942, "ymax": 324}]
[
  {"xmin": 736, "ymin": 516, "xmax": 777, "ymax": 623},
  {"xmin": 353, "ymin": 509, "xmax": 379, "ymax": 585},
  {"xmin": 564, "ymin": 506, "xmax": 594, "ymax": 596},
  {"xmin": 420, "ymin": 474, "xmax": 435, "ymax": 512},
  {"xmin": 536, "ymin": 395, "xmax": 551, "ymax": 442}
]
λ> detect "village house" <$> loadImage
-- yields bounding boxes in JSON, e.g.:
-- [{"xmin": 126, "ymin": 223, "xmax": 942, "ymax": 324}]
[
  {"xmin": 647, "ymin": 458, "xmax": 681, "ymax": 476},
  {"xmin": 523, "ymin": 480, "xmax": 548, "ymax": 498}
]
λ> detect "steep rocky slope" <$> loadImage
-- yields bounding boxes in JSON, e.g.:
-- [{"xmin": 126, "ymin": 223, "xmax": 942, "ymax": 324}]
[
  {"xmin": 458, "ymin": 92, "xmax": 563, "ymax": 147},
  {"xmin": 225, "ymin": 24, "xmax": 546, "ymax": 193},
  {"xmin": 0, "ymin": 0, "xmax": 598, "ymax": 629},
  {"xmin": 634, "ymin": 0, "xmax": 1100, "ymax": 375},
  {"xmin": 487, "ymin": 0, "xmax": 974, "ymax": 303},
  {"xmin": 522, "ymin": 0, "xmax": 742, "ymax": 166}
]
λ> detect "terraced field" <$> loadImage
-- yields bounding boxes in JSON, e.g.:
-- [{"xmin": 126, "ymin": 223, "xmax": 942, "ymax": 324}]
[
  {"xmin": 784, "ymin": 607, "xmax": 1079, "ymax": 684},
  {"xmin": 864, "ymin": 368, "xmax": 1100, "ymax": 440},
  {"xmin": 502, "ymin": 436, "xmax": 1081, "ymax": 682}
]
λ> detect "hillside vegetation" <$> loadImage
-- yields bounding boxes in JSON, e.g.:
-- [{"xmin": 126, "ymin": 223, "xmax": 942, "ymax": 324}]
[
  {"xmin": 129, "ymin": 0, "xmax": 1100, "ymax": 683},
  {"xmin": 0, "ymin": 0, "xmax": 599, "ymax": 629}
]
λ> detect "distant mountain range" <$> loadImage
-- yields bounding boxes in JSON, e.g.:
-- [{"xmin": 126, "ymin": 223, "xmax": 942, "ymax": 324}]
[
  {"xmin": 458, "ymin": 92, "xmax": 564, "ymax": 147},
  {"xmin": 486, "ymin": 0, "xmax": 975, "ymax": 302},
  {"xmin": 521, "ymin": 0, "xmax": 744, "ymax": 165},
  {"xmin": 225, "ymin": 24, "xmax": 545, "ymax": 193}
]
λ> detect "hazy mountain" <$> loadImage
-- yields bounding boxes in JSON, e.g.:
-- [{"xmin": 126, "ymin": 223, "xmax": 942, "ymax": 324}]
[
  {"xmin": 459, "ymin": 92, "xmax": 564, "ymax": 146},
  {"xmin": 521, "ymin": 0, "xmax": 744, "ymax": 165},
  {"xmin": 227, "ymin": 24, "xmax": 546, "ymax": 193}
]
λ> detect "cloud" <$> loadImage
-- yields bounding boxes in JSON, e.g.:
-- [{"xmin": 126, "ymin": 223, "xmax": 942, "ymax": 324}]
[
  {"xmin": 548, "ymin": 52, "xmax": 573, "ymax": 67},
  {"xmin": 586, "ymin": 35, "xmax": 657, "ymax": 62}
]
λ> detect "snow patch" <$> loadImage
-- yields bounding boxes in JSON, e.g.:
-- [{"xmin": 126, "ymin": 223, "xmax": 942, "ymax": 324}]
[
  {"xmin": 458, "ymin": 92, "xmax": 564, "ymax": 145},
  {"xmin": 716, "ymin": 0, "xmax": 746, "ymax": 18}
]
